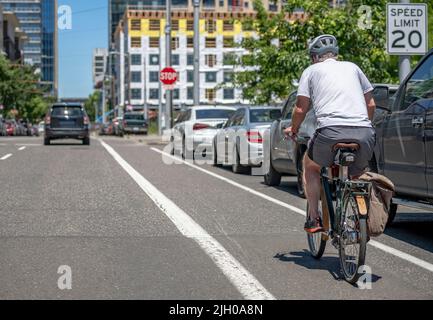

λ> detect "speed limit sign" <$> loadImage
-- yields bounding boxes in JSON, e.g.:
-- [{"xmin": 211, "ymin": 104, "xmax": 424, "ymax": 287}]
[{"xmin": 387, "ymin": 3, "xmax": 428, "ymax": 55}]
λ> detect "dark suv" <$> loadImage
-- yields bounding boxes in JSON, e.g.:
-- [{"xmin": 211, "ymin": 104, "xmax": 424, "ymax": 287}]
[
  {"xmin": 44, "ymin": 103, "xmax": 90, "ymax": 145},
  {"xmin": 372, "ymin": 48, "xmax": 433, "ymax": 224}
]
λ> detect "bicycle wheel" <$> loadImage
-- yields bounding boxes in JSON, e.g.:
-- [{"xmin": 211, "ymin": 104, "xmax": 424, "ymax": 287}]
[
  {"xmin": 306, "ymin": 201, "xmax": 327, "ymax": 259},
  {"xmin": 339, "ymin": 194, "xmax": 367, "ymax": 284}
]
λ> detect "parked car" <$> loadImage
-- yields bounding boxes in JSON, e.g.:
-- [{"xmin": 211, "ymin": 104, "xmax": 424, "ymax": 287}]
[
  {"xmin": 113, "ymin": 116, "xmax": 124, "ymax": 136},
  {"xmin": 38, "ymin": 121, "xmax": 45, "ymax": 135},
  {"xmin": 122, "ymin": 112, "xmax": 148, "ymax": 135},
  {"xmin": 263, "ymin": 84, "xmax": 399, "ymax": 197},
  {"xmin": 0, "ymin": 118, "xmax": 7, "ymax": 136},
  {"xmin": 5, "ymin": 119, "xmax": 17, "ymax": 136},
  {"xmin": 44, "ymin": 103, "xmax": 90, "ymax": 145},
  {"xmin": 213, "ymin": 106, "xmax": 282, "ymax": 174},
  {"xmin": 171, "ymin": 106, "xmax": 236, "ymax": 159},
  {"xmin": 371, "ymin": 48, "xmax": 433, "ymax": 224}
]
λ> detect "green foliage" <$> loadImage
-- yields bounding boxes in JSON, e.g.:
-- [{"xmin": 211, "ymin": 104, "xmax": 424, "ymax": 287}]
[
  {"xmin": 234, "ymin": 0, "xmax": 402, "ymax": 104},
  {"xmin": 0, "ymin": 55, "xmax": 50, "ymax": 121},
  {"xmin": 84, "ymin": 90, "xmax": 101, "ymax": 121}
]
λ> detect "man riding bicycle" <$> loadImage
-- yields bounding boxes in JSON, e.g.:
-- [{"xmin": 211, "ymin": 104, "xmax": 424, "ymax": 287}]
[{"xmin": 284, "ymin": 34, "xmax": 377, "ymax": 234}]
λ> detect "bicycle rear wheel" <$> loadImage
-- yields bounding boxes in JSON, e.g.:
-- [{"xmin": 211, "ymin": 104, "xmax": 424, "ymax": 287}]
[
  {"xmin": 306, "ymin": 201, "xmax": 327, "ymax": 259},
  {"xmin": 339, "ymin": 194, "xmax": 367, "ymax": 284}
]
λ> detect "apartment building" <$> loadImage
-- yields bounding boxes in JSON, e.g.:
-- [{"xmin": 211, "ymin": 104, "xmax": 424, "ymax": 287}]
[
  {"xmin": 111, "ymin": 1, "xmax": 299, "ymax": 110},
  {"xmin": 1, "ymin": 6, "xmax": 27, "ymax": 62},
  {"xmin": 0, "ymin": 0, "xmax": 58, "ymax": 96},
  {"xmin": 93, "ymin": 48, "xmax": 108, "ymax": 89}
]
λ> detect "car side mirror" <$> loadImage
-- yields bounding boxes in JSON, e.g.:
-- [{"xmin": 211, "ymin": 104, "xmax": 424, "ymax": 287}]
[
  {"xmin": 373, "ymin": 86, "xmax": 391, "ymax": 112},
  {"xmin": 215, "ymin": 122, "xmax": 225, "ymax": 129}
]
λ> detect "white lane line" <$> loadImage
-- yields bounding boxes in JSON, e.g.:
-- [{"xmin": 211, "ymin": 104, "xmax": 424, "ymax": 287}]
[
  {"xmin": 18, "ymin": 146, "xmax": 26, "ymax": 151},
  {"xmin": 151, "ymin": 147, "xmax": 433, "ymax": 274},
  {"xmin": 0, "ymin": 154, "xmax": 12, "ymax": 160},
  {"xmin": 100, "ymin": 139, "xmax": 275, "ymax": 300}
]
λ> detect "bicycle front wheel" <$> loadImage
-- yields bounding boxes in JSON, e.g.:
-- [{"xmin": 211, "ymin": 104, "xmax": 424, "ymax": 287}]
[
  {"xmin": 306, "ymin": 202, "xmax": 327, "ymax": 260},
  {"xmin": 339, "ymin": 195, "xmax": 368, "ymax": 284}
]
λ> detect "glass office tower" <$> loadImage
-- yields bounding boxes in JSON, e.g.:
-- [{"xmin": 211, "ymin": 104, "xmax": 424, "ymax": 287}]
[{"xmin": 0, "ymin": 0, "xmax": 58, "ymax": 97}]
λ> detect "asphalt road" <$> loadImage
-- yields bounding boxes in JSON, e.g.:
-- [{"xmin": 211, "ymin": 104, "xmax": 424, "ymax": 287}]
[{"xmin": 0, "ymin": 136, "xmax": 432, "ymax": 300}]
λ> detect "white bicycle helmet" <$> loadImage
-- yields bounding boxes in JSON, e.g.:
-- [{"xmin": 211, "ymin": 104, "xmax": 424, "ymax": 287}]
[{"xmin": 308, "ymin": 34, "xmax": 339, "ymax": 57}]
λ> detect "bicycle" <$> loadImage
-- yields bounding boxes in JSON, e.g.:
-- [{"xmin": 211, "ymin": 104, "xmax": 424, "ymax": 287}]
[{"xmin": 306, "ymin": 143, "xmax": 372, "ymax": 284}]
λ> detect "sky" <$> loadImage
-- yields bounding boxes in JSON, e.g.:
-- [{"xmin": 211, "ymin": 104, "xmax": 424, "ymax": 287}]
[{"xmin": 58, "ymin": 0, "xmax": 108, "ymax": 98}]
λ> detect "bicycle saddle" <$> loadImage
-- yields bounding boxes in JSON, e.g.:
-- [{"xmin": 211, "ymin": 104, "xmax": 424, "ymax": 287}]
[{"xmin": 332, "ymin": 143, "xmax": 360, "ymax": 152}]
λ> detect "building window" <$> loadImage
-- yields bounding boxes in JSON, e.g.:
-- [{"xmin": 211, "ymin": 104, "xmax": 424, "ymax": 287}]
[
  {"xmin": 223, "ymin": 36, "xmax": 235, "ymax": 48},
  {"xmin": 172, "ymin": 37, "xmax": 179, "ymax": 50},
  {"xmin": 269, "ymin": 3, "xmax": 278, "ymax": 12},
  {"xmin": 205, "ymin": 72, "xmax": 217, "ymax": 83},
  {"xmin": 223, "ymin": 20, "xmax": 234, "ymax": 31},
  {"xmin": 149, "ymin": 54, "xmax": 160, "ymax": 65},
  {"xmin": 187, "ymin": 87, "xmax": 193, "ymax": 100},
  {"xmin": 131, "ymin": 89, "xmax": 142, "ymax": 100},
  {"xmin": 205, "ymin": 20, "xmax": 216, "ymax": 33},
  {"xmin": 131, "ymin": 54, "xmax": 142, "ymax": 65},
  {"xmin": 205, "ymin": 54, "xmax": 217, "ymax": 67},
  {"xmin": 131, "ymin": 37, "xmax": 142, "ymax": 48},
  {"xmin": 205, "ymin": 37, "xmax": 216, "ymax": 48},
  {"xmin": 224, "ymin": 88, "xmax": 235, "ymax": 100},
  {"xmin": 223, "ymin": 53, "xmax": 237, "ymax": 65},
  {"xmin": 187, "ymin": 36, "xmax": 194, "ymax": 48},
  {"xmin": 206, "ymin": 89, "xmax": 216, "ymax": 101},
  {"xmin": 173, "ymin": 89, "xmax": 180, "ymax": 100},
  {"xmin": 149, "ymin": 19, "xmax": 160, "ymax": 31},
  {"xmin": 187, "ymin": 54, "xmax": 194, "ymax": 66},
  {"xmin": 149, "ymin": 71, "xmax": 159, "ymax": 82},
  {"xmin": 187, "ymin": 20, "xmax": 194, "ymax": 31},
  {"xmin": 131, "ymin": 71, "xmax": 142, "ymax": 83},
  {"xmin": 172, "ymin": 20, "xmax": 179, "ymax": 31},
  {"xmin": 172, "ymin": 54, "xmax": 179, "ymax": 66},
  {"xmin": 187, "ymin": 70, "xmax": 194, "ymax": 83},
  {"xmin": 149, "ymin": 37, "xmax": 159, "ymax": 48},
  {"xmin": 131, "ymin": 19, "xmax": 141, "ymax": 31},
  {"xmin": 149, "ymin": 89, "xmax": 159, "ymax": 100},
  {"xmin": 224, "ymin": 70, "xmax": 234, "ymax": 82}
]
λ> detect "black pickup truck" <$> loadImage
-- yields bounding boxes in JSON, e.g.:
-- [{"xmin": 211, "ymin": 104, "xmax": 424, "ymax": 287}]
[{"xmin": 371, "ymin": 48, "xmax": 433, "ymax": 224}]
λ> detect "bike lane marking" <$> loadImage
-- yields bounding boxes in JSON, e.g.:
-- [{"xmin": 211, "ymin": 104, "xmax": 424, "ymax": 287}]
[
  {"xmin": 18, "ymin": 146, "xmax": 26, "ymax": 151},
  {"xmin": 151, "ymin": 147, "xmax": 433, "ymax": 274},
  {"xmin": 100, "ymin": 139, "xmax": 276, "ymax": 300}
]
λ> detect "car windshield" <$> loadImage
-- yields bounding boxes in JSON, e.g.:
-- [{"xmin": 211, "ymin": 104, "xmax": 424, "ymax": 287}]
[
  {"xmin": 195, "ymin": 109, "xmax": 235, "ymax": 119},
  {"xmin": 124, "ymin": 114, "xmax": 145, "ymax": 121},
  {"xmin": 249, "ymin": 109, "xmax": 281, "ymax": 123},
  {"xmin": 51, "ymin": 107, "xmax": 83, "ymax": 116}
]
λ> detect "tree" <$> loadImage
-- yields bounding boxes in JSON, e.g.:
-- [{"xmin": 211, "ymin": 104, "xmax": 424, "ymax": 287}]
[
  {"xmin": 0, "ymin": 55, "xmax": 49, "ymax": 121},
  {"xmin": 234, "ymin": 0, "xmax": 400, "ymax": 104},
  {"xmin": 84, "ymin": 91, "xmax": 101, "ymax": 121}
]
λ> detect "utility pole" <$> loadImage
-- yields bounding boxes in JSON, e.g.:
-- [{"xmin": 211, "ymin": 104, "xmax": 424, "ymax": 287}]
[
  {"xmin": 399, "ymin": 0, "xmax": 411, "ymax": 83},
  {"xmin": 193, "ymin": 0, "xmax": 200, "ymax": 106},
  {"xmin": 165, "ymin": 0, "xmax": 173, "ymax": 128}
]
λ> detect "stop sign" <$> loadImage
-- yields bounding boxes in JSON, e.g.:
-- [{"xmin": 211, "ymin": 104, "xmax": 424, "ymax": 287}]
[{"xmin": 160, "ymin": 67, "xmax": 177, "ymax": 85}]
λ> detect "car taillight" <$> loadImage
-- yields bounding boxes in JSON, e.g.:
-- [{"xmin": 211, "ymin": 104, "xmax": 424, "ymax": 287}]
[
  {"xmin": 247, "ymin": 131, "xmax": 263, "ymax": 143},
  {"xmin": 193, "ymin": 123, "xmax": 210, "ymax": 131},
  {"xmin": 83, "ymin": 116, "xmax": 89, "ymax": 125},
  {"xmin": 45, "ymin": 116, "xmax": 51, "ymax": 125}
]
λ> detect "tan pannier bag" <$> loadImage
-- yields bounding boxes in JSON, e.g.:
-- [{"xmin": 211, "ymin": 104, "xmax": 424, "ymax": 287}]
[{"xmin": 359, "ymin": 172, "xmax": 395, "ymax": 237}]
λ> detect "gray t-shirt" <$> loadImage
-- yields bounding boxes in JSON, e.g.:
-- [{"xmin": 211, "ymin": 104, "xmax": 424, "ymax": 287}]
[{"xmin": 297, "ymin": 58, "xmax": 373, "ymax": 129}]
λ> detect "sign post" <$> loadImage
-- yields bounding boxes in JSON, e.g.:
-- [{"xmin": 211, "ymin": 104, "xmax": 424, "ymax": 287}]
[{"xmin": 387, "ymin": 1, "xmax": 428, "ymax": 82}]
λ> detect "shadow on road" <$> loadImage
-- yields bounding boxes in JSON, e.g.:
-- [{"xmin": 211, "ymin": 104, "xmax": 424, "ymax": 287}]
[
  {"xmin": 274, "ymin": 250, "xmax": 382, "ymax": 285},
  {"xmin": 384, "ymin": 211, "xmax": 433, "ymax": 255}
]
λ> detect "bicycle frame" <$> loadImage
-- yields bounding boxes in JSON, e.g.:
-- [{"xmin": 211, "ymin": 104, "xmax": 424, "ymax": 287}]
[{"xmin": 320, "ymin": 166, "xmax": 372, "ymax": 239}]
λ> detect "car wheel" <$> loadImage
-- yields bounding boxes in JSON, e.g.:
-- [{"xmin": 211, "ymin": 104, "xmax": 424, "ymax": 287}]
[
  {"xmin": 83, "ymin": 137, "xmax": 90, "ymax": 145},
  {"xmin": 387, "ymin": 202, "xmax": 398, "ymax": 226},
  {"xmin": 44, "ymin": 137, "xmax": 50, "ymax": 146},
  {"xmin": 232, "ymin": 144, "xmax": 249, "ymax": 174},
  {"xmin": 264, "ymin": 158, "xmax": 281, "ymax": 186},
  {"xmin": 296, "ymin": 148, "xmax": 306, "ymax": 198}
]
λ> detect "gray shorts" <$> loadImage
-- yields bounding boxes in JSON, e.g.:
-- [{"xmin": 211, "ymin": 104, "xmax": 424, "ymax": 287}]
[{"xmin": 307, "ymin": 126, "xmax": 376, "ymax": 176}]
